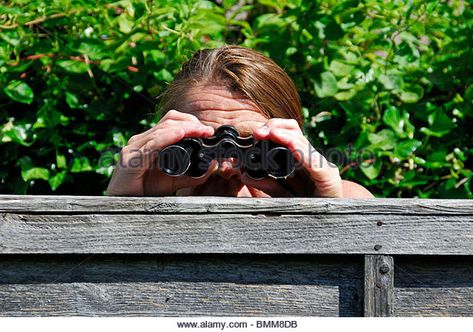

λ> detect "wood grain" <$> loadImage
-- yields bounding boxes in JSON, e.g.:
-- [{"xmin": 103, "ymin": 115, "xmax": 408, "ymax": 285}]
[
  {"xmin": 1, "ymin": 195, "xmax": 472, "ymax": 316},
  {"xmin": 0, "ymin": 282, "xmax": 342, "ymax": 317},
  {"xmin": 394, "ymin": 288, "xmax": 473, "ymax": 317},
  {"xmin": 393, "ymin": 256, "xmax": 473, "ymax": 316},
  {"xmin": 1, "ymin": 213, "xmax": 472, "ymax": 254},
  {"xmin": 364, "ymin": 255, "xmax": 394, "ymax": 317},
  {"xmin": 0, "ymin": 195, "xmax": 472, "ymax": 215},
  {"xmin": 0, "ymin": 254, "xmax": 363, "ymax": 317}
]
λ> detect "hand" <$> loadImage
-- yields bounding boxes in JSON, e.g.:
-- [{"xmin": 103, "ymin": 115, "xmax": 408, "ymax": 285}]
[
  {"xmin": 241, "ymin": 119, "xmax": 343, "ymax": 197},
  {"xmin": 106, "ymin": 110, "xmax": 218, "ymax": 196}
]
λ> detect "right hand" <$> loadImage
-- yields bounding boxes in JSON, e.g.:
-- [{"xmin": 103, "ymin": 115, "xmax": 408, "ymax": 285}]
[{"xmin": 106, "ymin": 110, "xmax": 218, "ymax": 196}]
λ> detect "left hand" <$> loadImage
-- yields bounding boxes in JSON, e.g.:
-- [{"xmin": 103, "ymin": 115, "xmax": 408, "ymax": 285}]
[{"xmin": 240, "ymin": 119, "xmax": 343, "ymax": 197}]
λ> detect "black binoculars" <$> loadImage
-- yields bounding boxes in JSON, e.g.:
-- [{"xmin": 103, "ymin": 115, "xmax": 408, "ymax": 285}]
[{"xmin": 157, "ymin": 125, "xmax": 296, "ymax": 179}]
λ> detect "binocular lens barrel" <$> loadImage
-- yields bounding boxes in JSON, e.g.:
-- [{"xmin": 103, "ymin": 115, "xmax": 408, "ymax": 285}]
[
  {"xmin": 266, "ymin": 147, "xmax": 296, "ymax": 178},
  {"xmin": 158, "ymin": 145, "xmax": 191, "ymax": 176}
]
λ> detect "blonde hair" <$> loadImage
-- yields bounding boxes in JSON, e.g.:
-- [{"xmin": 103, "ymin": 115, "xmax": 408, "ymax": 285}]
[{"xmin": 159, "ymin": 45, "xmax": 303, "ymax": 128}]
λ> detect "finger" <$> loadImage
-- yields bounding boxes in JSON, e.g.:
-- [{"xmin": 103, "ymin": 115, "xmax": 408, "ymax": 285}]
[
  {"xmin": 142, "ymin": 124, "xmax": 215, "ymax": 152},
  {"xmin": 190, "ymin": 172, "xmax": 244, "ymax": 196},
  {"xmin": 161, "ymin": 109, "xmax": 201, "ymax": 123},
  {"xmin": 253, "ymin": 118, "xmax": 301, "ymax": 139},
  {"xmin": 263, "ymin": 128, "xmax": 333, "ymax": 170},
  {"xmin": 259, "ymin": 128, "xmax": 343, "ymax": 197},
  {"xmin": 126, "ymin": 124, "xmax": 163, "ymax": 147},
  {"xmin": 127, "ymin": 109, "xmax": 203, "ymax": 148},
  {"xmin": 138, "ymin": 124, "xmax": 214, "ymax": 174},
  {"xmin": 240, "ymin": 173, "xmax": 294, "ymax": 197},
  {"xmin": 121, "ymin": 123, "xmax": 215, "ymax": 180},
  {"xmin": 215, "ymin": 158, "xmax": 242, "ymax": 180},
  {"xmin": 128, "ymin": 120, "xmax": 214, "ymax": 148},
  {"xmin": 283, "ymin": 167, "xmax": 315, "ymax": 196}
]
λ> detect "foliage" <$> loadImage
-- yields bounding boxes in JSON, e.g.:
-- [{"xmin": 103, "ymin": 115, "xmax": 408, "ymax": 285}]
[{"xmin": 0, "ymin": 0, "xmax": 472, "ymax": 197}]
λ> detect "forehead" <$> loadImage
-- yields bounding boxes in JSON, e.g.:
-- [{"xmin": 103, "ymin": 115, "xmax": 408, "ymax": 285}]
[{"xmin": 178, "ymin": 85, "xmax": 268, "ymax": 136}]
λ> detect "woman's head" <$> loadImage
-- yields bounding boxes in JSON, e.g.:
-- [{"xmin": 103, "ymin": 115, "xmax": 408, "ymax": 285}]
[
  {"xmin": 158, "ymin": 45, "xmax": 303, "ymax": 196},
  {"xmin": 159, "ymin": 45, "xmax": 302, "ymax": 135}
]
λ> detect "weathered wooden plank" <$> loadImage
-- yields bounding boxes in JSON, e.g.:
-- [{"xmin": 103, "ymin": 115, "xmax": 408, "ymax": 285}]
[
  {"xmin": 394, "ymin": 289, "xmax": 473, "ymax": 317},
  {"xmin": 0, "ymin": 282, "xmax": 340, "ymax": 317},
  {"xmin": 364, "ymin": 255, "xmax": 394, "ymax": 317},
  {"xmin": 0, "ymin": 255, "xmax": 363, "ymax": 317},
  {"xmin": 394, "ymin": 256, "xmax": 473, "ymax": 288},
  {"xmin": 0, "ymin": 195, "xmax": 472, "ymax": 215},
  {"xmin": 1, "ymin": 213, "xmax": 472, "ymax": 254},
  {"xmin": 393, "ymin": 256, "xmax": 473, "ymax": 316}
]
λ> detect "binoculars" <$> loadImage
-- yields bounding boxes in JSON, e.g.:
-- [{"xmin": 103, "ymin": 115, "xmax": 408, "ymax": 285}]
[{"xmin": 158, "ymin": 125, "xmax": 296, "ymax": 179}]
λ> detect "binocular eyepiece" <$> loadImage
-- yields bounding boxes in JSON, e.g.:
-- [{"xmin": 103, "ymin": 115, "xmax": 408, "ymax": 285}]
[{"xmin": 158, "ymin": 125, "xmax": 295, "ymax": 179}]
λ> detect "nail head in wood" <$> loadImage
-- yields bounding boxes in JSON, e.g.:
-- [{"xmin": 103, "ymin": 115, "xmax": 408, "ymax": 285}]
[{"xmin": 379, "ymin": 264, "xmax": 390, "ymax": 274}]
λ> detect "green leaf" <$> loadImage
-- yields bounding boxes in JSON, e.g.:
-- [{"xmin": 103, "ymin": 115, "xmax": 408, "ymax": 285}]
[
  {"xmin": 1, "ymin": 120, "xmax": 34, "ymax": 146},
  {"xmin": 48, "ymin": 171, "xmax": 66, "ymax": 191},
  {"xmin": 65, "ymin": 92, "xmax": 80, "ymax": 108},
  {"xmin": 56, "ymin": 153, "xmax": 67, "ymax": 169},
  {"xmin": 117, "ymin": 14, "xmax": 134, "ymax": 34},
  {"xmin": 286, "ymin": 47, "xmax": 297, "ymax": 56},
  {"xmin": 378, "ymin": 75, "xmax": 403, "ymax": 90},
  {"xmin": 368, "ymin": 129, "xmax": 397, "ymax": 151},
  {"xmin": 57, "ymin": 60, "xmax": 90, "ymax": 74},
  {"xmin": 399, "ymin": 85, "xmax": 424, "ymax": 103},
  {"xmin": 71, "ymin": 156, "xmax": 93, "ymax": 173},
  {"xmin": 329, "ymin": 60, "xmax": 354, "ymax": 77},
  {"xmin": 146, "ymin": 50, "xmax": 166, "ymax": 64},
  {"xmin": 383, "ymin": 106, "xmax": 403, "ymax": 134},
  {"xmin": 382, "ymin": 106, "xmax": 414, "ymax": 138},
  {"xmin": 314, "ymin": 71, "xmax": 338, "ymax": 98},
  {"xmin": 393, "ymin": 139, "xmax": 422, "ymax": 158},
  {"xmin": 337, "ymin": 77, "xmax": 355, "ymax": 90},
  {"xmin": 0, "ymin": 31, "xmax": 21, "ymax": 46},
  {"xmin": 3, "ymin": 80, "xmax": 34, "ymax": 104},
  {"xmin": 77, "ymin": 41, "xmax": 106, "ymax": 60},
  {"xmin": 420, "ymin": 109, "xmax": 457, "ymax": 137},
  {"xmin": 361, "ymin": 158, "xmax": 382, "ymax": 180},
  {"xmin": 154, "ymin": 68, "xmax": 174, "ymax": 82},
  {"xmin": 21, "ymin": 167, "xmax": 50, "ymax": 182},
  {"xmin": 113, "ymin": 132, "xmax": 127, "ymax": 147},
  {"xmin": 334, "ymin": 89, "xmax": 356, "ymax": 101}
]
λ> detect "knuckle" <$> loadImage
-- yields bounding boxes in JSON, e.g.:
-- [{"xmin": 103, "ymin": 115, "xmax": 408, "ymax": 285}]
[
  {"xmin": 163, "ymin": 109, "xmax": 200, "ymax": 123},
  {"xmin": 179, "ymin": 112, "xmax": 200, "ymax": 123},
  {"xmin": 157, "ymin": 118, "xmax": 173, "ymax": 127},
  {"xmin": 120, "ymin": 146, "xmax": 130, "ymax": 155},
  {"xmin": 166, "ymin": 109, "xmax": 179, "ymax": 117},
  {"xmin": 144, "ymin": 140, "xmax": 155, "ymax": 151},
  {"xmin": 127, "ymin": 135, "xmax": 138, "ymax": 145}
]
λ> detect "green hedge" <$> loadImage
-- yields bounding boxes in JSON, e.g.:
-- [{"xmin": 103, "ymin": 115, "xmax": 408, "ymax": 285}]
[{"xmin": 0, "ymin": 0, "xmax": 471, "ymax": 197}]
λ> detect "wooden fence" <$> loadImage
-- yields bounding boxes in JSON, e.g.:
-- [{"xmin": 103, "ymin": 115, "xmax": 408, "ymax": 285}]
[{"xmin": 0, "ymin": 195, "xmax": 472, "ymax": 316}]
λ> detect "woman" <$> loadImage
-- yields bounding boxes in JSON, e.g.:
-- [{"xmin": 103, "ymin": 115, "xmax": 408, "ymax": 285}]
[{"xmin": 107, "ymin": 45, "xmax": 373, "ymax": 198}]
